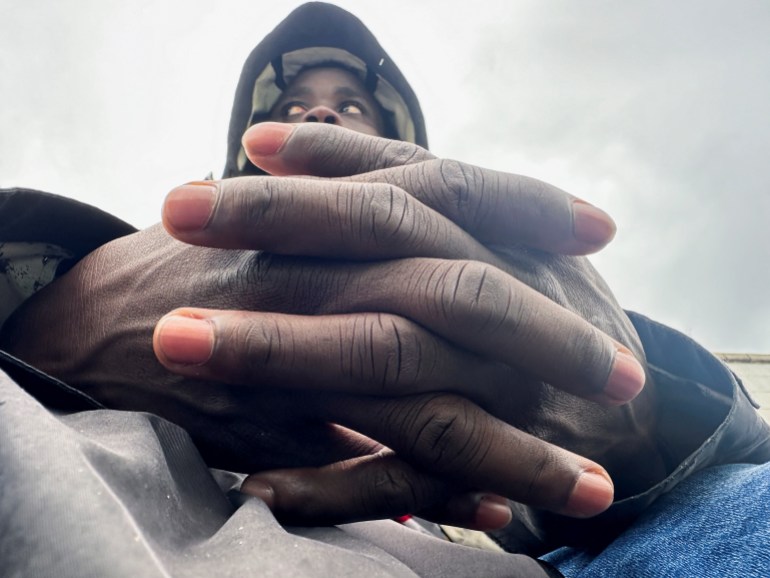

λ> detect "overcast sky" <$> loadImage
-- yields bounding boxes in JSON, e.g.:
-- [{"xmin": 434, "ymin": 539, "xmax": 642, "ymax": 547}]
[{"xmin": 3, "ymin": 0, "xmax": 769, "ymax": 353}]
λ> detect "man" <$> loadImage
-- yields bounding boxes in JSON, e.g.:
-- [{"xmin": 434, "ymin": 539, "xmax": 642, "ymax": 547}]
[{"xmin": 1, "ymin": 3, "xmax": 768, "ymax": 576}]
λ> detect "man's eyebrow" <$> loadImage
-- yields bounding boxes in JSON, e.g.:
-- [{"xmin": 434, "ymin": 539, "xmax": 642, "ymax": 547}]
[{"xmin": 334, "ymin": 86, "xmax": 363, "ymax": 98}]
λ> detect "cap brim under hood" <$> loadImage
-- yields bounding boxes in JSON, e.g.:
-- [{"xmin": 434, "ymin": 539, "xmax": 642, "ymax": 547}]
[{"xmin": 223, "ymin": 2, "xmax": 428, "ymax": 178}]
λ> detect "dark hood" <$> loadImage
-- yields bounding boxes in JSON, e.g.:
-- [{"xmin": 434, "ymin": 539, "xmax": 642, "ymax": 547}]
[{"xmin": 223, "ymin": 2, "xmax": 428, "ymax": 178}]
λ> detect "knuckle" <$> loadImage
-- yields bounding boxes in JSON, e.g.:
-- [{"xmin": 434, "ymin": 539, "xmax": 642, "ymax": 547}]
[
  {"xmin": 567, "ymin": 326, "xmax": 616, "ymax": 389},
  {"xmin": 374, "ymin": 139, "xmax": 427, "ymax": 170},
  {"xmin": 215, "ymin": 251, "xmax": 275, "ymax": 306},
  {"xmin": 366, "ymin": 185, "xmax": 423, "ymax": 249},
  {"xmin": 217, "ymin": 314, "xmax": 285, "ymax": 381},
  {"xmin": 244, "ymin": 251, "xmax": 276, "ymax": 284},
  {"xmin": 494, "ymin": 248, "xmax": 565, "ymax": 300},
  {"xmin": 520, "ymin": 445, "xmax": 567, "ymax": 506},
  {"xmin": 406, "ymin": 394, "xmax": 491, "ymax": 473},
  {"xmin": 304, "ymin": 126, "xmax": 351, "ymax": 173},
  {"xmin": 329, "ymin": 181, "xmax": 359, "ymax": 242},
  {"xmin": 360, "ymin": 465, "xmax": 422, "ymax": 516},
  {"xmin": 504, "ymin": 175, "xmax": 573, "ymax": 244},
  {"xmin": 439, "ymin": 261, "xmax": 525, "ymax": 336},
  {"xmin": 349, "ymin": 313, "xmax": 423, "ymax": 394},
  {"xmin": 414, "ymin": 399, "xmax": 462, "ymax": 462},
  {"xmin": 271, "ymin": 474, "xmax": 334, "ymax": 522},
  {"xmin": 240, "ymin": 255, "xmax": 345, "ymax": 315},
  {"xmin": 228, "ymin": 176, "xmax": 279, "ymax": 228},
  {"xmin": 431, "ymin": 159, "xmax": 484, "ymax": 226},
  {"xmin": 300, "ymin": 126, "xmax": 428, "ymax": 176}
]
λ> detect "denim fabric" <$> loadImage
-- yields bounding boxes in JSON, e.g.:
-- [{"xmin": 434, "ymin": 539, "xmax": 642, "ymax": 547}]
[{"xmin": 543, "ymin": 463, "xmax": 770, "ymax": 577}]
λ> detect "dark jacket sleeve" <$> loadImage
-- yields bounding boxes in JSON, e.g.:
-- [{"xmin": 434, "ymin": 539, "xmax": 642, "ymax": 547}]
[
  {"xmin": 492, "ymin": 311, "xmax": 770, "ymax": 554},
  {"xmin": 0, "ymin": 188, "xmax": 136, "ymax": 411},
  {"xmin": 0, "ymin": 188, "xmax": 136, "ymax": 259}
]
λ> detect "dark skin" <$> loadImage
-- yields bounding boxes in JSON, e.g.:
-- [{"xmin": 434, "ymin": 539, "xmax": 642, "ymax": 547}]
[
  {"xmin": 0, "ymin": 68, "xmax": 674, "ymax": 535},
  {"xmin": 0, "ymin": 123, "xmax": 670, "ymax": 536},
  {"xmin": 160, "ymin": 123, "xmax": 670, "ymax": 529}
]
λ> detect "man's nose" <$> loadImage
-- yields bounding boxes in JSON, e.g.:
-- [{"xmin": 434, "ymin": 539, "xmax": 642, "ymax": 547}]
[{"xmin": 302, "ymin": 105, "xmax": 341, "ymax": 125}]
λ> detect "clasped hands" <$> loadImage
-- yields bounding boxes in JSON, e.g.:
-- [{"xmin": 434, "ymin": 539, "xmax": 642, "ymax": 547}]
[{"xmin": 1, "ymin": 123, "xmax": 662, "ymax": 532}]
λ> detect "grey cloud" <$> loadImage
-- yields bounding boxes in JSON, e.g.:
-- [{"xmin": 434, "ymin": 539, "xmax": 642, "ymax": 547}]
[{"xmin": 435, "ymin": 1, "xmax": 770, "ymax": 351}]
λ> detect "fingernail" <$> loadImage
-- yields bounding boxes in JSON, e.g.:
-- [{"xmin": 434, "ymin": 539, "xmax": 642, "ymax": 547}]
[
  {"xmin": 474, "ymin": 494, "xmax": 513, "ymax": 530},
  {"xmin": 572, "ymin": 200, "xmax": 616, "ymax": 246},
  {"xmin": 241, "ymin": 478, "xmax": 275, "ymax": 509},
  {"xmin": 243, "ymin": 122, "xmax": 294, "ymax": 157},
  {"xmin": 563, "ymin": 471, "xmax": 614, "ymax": 518},
  {"xmin": 163, "ymin": 183, "xmax": 217, "ymax": 232},
  {"xmin": 603, "ymin": 347, "xmax": 646, "ymax": 404},
  {"xmin": 155, "ymin": 315, "xmax": 214, "ymax": 365}
]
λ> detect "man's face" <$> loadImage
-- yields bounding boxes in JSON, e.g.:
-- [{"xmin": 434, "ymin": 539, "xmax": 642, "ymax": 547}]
[{"xmin": 268, "ymin": 67, "xmax": 385, "ymax": 137}]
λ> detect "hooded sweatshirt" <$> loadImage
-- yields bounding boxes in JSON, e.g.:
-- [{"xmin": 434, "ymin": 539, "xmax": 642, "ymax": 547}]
[{"xmin": 222, "ymin": 2, "xmax": 428, "ymax": 178}]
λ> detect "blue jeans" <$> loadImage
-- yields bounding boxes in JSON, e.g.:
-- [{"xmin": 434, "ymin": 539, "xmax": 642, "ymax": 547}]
[{"xmin": 543, "ymin": 463, "xmax": 770, "ymax": 577}]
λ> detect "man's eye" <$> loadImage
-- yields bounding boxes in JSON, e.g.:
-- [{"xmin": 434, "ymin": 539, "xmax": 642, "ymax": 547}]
[
  {"xmin": 283, "ymin": 103, "xmax": 307, "ymax": 116},
  {"xmin": 339, "ymin": 102, "xmax": 364, "ymax": 115}
]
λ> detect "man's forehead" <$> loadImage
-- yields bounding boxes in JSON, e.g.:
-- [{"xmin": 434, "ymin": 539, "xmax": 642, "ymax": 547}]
[
  {"xmin": 285, "ymin": 68, "xmax": 370, "ymax": 95},
  {"xmin": 284, "ymin": 84, "xmax": 365, "ymax": 97}
]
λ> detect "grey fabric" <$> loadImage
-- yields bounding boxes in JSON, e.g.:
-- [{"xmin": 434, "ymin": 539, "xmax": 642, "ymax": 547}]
[
  {"xmin": 344, "ymin": 522, "xmax": 551, "ymax": 578},
  {"xmin": 0, "ymin": 370, "xmax": 549, "ymax": 578}
]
